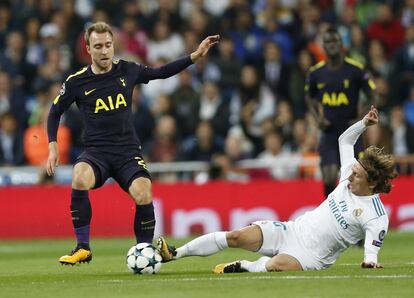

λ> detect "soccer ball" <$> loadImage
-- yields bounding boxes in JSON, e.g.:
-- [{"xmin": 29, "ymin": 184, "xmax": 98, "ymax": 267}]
[{"xmin": 126, "ymin": 243, "xmax": 162, "ymax": 274}]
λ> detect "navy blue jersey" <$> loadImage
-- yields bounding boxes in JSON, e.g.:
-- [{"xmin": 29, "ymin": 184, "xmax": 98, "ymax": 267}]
[
  {"xmin": 48, "ymin": 56, "xmax": 192, "ymax": 151},
  {"xmin": 305, "ymin": 57, "xmax": 375, "ymax": 130}
]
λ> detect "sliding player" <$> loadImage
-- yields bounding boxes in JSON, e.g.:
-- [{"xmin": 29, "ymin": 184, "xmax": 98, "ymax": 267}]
[{"xmin": 158, "ymin": 106, "xmax": 397, "ymax": 272}]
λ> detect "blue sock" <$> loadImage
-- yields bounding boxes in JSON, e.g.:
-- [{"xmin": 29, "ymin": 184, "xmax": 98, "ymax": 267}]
[
  {"xmin": 134, "ymin": 203, "xmax": 156, "ymax": 244},
  {"xmin": 71, "ymin": 189, "xmax": 91, "ymax": 249}
]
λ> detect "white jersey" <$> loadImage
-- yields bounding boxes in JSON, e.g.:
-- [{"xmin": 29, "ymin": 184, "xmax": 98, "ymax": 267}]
[{"xmin": 293, "ymin": 121, "xmax": 389, "ymax": 267}]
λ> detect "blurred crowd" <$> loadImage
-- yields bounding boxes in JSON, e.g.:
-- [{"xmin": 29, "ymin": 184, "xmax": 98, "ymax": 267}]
[{"xmin": 0, "ymin": 0, "xmax": 414, "ymax": 181}]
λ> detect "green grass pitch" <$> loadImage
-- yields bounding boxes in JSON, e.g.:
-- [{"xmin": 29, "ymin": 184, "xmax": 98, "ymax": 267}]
[{"xmin": 0, "ymin": 231, "xmax": 413, "ymax": 298}]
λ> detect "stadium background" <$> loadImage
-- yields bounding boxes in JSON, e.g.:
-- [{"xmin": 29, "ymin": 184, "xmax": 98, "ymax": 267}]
[{"xmin": 0, "ymin": 0, "xmax": 414, "ymax": 239}]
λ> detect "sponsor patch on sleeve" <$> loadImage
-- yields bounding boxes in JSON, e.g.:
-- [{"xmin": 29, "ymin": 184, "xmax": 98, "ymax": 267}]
[{"xmin": 372, "ymin": 240, "xmax": 382, "ymax": 247}]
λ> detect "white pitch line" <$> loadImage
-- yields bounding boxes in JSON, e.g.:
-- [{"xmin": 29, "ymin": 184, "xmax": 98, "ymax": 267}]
[{"xmin": 102, "ymin": 274, "xmax": 414, "ymax": 283}]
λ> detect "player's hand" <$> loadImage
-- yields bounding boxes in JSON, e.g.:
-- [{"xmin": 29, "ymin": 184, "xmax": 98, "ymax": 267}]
[
  {"xmin": 46, "ymin": 142, "xmax": 60, "ymax": 176},
  {"xmin": 363, "ymin": 105, "xmax": 379, "ymax": 126},
  {"xmin": 360, "ymin": 261, "xmax": 383, "ymax": 269},
  {"xmin": 190, "ymin": 35, "xmax": 220, "ymax": 62}
]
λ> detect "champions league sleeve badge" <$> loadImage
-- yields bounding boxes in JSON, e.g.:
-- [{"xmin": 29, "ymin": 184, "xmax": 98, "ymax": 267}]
[
  {"xmin": 59, "ymin": 82, "xmax": 66, "ymax": 95},
  {"xmin": 379, "ymin": 230, "xmax": 386, "ymax": 241}
]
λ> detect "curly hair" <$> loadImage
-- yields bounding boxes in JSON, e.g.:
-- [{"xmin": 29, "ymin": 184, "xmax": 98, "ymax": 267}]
[{"xmin": 358, "ymin": 146, "xmax": 398, "ymax": 194}]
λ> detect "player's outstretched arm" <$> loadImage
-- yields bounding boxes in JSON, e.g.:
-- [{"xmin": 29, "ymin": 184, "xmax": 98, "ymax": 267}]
[
  {"xmin": 140, "ymin": 35, "xmax": 219, "ymax": 81},
  {"xmin": 190, "ymin": 35, "xmax": 220, "ymax": 63},
  {"xmin": 338, "ymin": 106, "xmax": 378, "ymax": 167}
]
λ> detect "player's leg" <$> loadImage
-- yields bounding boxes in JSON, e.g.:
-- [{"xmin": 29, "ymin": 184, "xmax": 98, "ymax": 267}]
[
  {"xmin": 219, "ymin": 253, "xmax": 303, "ymax": 273},
  {"xmin": 128, "ymin": 177, "xmax": 156, "ymax": 244},
  {"xmin": 319, "ymin": 134, "xmax": 340, "ymax": 197},
  {"xmin": 321, "ymin": 163, "xmax": 339, "ymax": 197},
  {"xmin": 158, "ymin": 225, "xmax": 262, "ymax": 262},
  {"xmin": 59, "ymin": 162, "xmax": 95, "ymax": 265},
  {"xmin": 112, "ymin": 152, "xmax": 155, "ymax": 244}
]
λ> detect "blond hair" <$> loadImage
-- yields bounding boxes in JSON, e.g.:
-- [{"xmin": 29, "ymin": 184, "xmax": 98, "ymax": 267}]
[
  {"xmin": 359, "ymin": 146, "xmax": 398, "ymax": 194},
  {"xmin": 84, "ymin": 22, "xmax": 113, "ymax": 45}
]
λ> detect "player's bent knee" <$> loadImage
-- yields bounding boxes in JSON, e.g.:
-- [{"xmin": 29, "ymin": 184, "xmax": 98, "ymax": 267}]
[
  {"xmin": 131, "ymin": 190, "xmax": 152, "ymax": 205},
  {"xmin": 72, "ymin": 175, "xmax": 93, "ymax": 190},
  {"xmin": 226, "ymin": 230, "xmax": 242, "ymax": 247},
  {"xmin": 72, "ymin": 164, "xmax": 95, "ymax": 190},
  {"xmin": 129, "ymin": 178, "xmax": 152, "ymax": 205},
  {"xmin": 266, "ymin": 255, "xmax": 303, "ymax": 272}
]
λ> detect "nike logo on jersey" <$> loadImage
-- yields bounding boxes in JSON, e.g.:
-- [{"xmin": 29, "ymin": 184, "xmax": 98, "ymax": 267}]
[
  {"xmin": 84, "ymin": 88, "xmax": 96, "ymax": 96},
  {"xmin": 141, "ymin": 219, "xmax": 155, "ymax": 225},
  {"xmin": 317, "ymin": 83, "xmax": 325, "ymax": 89}
]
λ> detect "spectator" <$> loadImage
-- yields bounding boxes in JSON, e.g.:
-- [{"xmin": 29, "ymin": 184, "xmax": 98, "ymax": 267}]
[
  {"xmin": 144, "ymin": 115, "xmax": 179, "ymax": 163},
  {"xmin": 229, "ymin": 9, "xmax": 264, "ymax": 64},
  {"xmin": 180, "ymin": 120, "xmax": 223, "ymax": 162},
  {"xmin": 0, "ymin": 112, "xmax": 24, "ymax": 166},
  {"xmin": 119, "ymin": 16, "xmax": 148, "ymax": 63},
  {"xmin": 366, "ymin": 3, "xmax": 405, "ymax": 58},
  {"xmin": 198, "ymin": 81, "xmax": 230, "ymax": 139},
  {"xmin": 209, "ymin": 36, "xmax": 242, "ymax": 100},
  {"xmin": 391, "ymin": 25, "xmax": 414, "ymax": 102},
  {"xmin": 147, "ymin": 21, "xmax": 185, "ymax": 64},
  {"xmin": 0, "ymin": 71, "xmax": 27, "ymax": 130},
  {"xmin": 261, "ymin": 41, "xmax": 290, "ymax": 100},
  {"xmin": 403, "ymin": 86, "xmax": 414, "ymax": 153},
  {"xmin": 288, "ymin": 48, "xmax": 314, "ymax": 117},
  {"xmin": 390, "ymin": 105, "xmax": 409, "ymax": 156},
  {"xmin": 367, "ymin": 39, "xmax": 391, "ymax": 78},
  {"xmin": 274, "ymin": 101, "xmax": 294, "ymax": 147},
  {"xmin": 0, "ymin": 31, "xmax": 35, "ymax": 91},
  {"xmin": 347, "ymin": 24, "xmax": 368, "ymax": 66},
  {"xmin": 171, "ymin": 70, "xmax": 200, "ymax": 139},
  {"xmin": 230, "ymin": 65, "xmax": 276, "ymax": 140},
  {"xmin": 257, "ymin": 130, "xmax": 297, "ymax": 180},
  {"xmin": 23, "ymin": 17, "xmax": 43, "ymax": 68}
]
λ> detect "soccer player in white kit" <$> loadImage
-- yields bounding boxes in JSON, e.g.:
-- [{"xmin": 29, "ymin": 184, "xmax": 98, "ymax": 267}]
[{"xmin": 157, "ymin": 106, "xmax": 397, "ymax": 272}]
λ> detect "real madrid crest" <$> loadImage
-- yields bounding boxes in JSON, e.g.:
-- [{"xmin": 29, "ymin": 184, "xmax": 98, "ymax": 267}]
[{"xmin": 353, "ymin": 208, "xmax": 363, "ymax": 217}]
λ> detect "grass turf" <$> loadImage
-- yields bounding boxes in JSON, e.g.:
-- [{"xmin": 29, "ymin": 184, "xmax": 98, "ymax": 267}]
[{"xmin": 0, "ymin": 231, "xmax": 413, "ymax": 298}]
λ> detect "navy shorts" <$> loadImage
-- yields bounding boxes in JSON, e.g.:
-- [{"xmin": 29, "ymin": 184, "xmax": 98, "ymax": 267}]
[
  {"xmin": 319, "ymin": 132, "xmax": 364, "ymax": 166},
  {"xmin": 75, "ymin": 147, "xmax": 151, "ymax": 192}
]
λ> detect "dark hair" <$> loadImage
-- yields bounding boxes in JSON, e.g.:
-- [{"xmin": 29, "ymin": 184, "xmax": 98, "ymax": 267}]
[
  {"xmin": 359, "ymin": 146, "xmax": 398, "ymax": 193},
  {"xmin": 324, "ymin": 26, "xmax": 340, "ymax": 36}
]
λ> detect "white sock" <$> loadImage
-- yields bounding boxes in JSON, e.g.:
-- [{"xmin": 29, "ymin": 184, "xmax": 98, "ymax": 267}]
[
  {"xmin": 174, "ymin": 232, "xmax": 228, "ymax": 259},
  {"xmin": 240, "ymin": 256, "xmax": 270, "ymax": 272}
]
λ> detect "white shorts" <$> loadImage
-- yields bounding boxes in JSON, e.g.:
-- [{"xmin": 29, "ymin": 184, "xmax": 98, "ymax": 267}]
[{"xmin": 253, "ymin": 220, "xmax": 325, "ymax": 270}]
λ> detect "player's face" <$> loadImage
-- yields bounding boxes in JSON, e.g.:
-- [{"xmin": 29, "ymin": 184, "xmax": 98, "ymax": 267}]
[
  {"xmin": 87, "ymin": 31, "xmax": 114, "ymax": 72},
  {"xmin": 323, "ymin": 32, "xmax": 342, "ymax": 57},
  {"xmin": 348, "ymin": 163, "xmax": 373, "ymax": 196}
]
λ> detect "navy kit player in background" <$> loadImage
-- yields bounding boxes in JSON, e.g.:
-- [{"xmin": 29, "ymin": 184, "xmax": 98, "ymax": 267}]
[
  {"xmin": 305, "ymin": 27, "xmax": 378, "ymax": 198},
  {"xmin": 46, "ymin": 22, "xmax": 219, "ymax": 265}
]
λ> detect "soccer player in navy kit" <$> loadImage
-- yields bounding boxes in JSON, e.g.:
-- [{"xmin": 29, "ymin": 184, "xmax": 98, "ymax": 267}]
[
  {"xmin": 46, "ymin": 22, "xmax": 219, "ymax": 265},
  {"xmin": 305, "ymin": 27, "xmax": 378, "ymax": 198}
]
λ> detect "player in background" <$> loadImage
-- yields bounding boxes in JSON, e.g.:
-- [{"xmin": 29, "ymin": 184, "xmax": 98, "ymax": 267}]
[
  {"xmin": 158, "ymin": 106, "xmax": 397, "ymax": 272},
  {"xmin": 305, "ymin": 27, "xmax": 378, "ymax": 198},
  {"xmin": 46, "ymin": 22, "xmax": 219, "ymax": 265}
]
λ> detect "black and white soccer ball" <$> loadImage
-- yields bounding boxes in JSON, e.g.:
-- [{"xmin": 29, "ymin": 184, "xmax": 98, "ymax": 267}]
[{"xmin": 126, "ymin": 243, "xmax": 162, "ymax": 274}]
